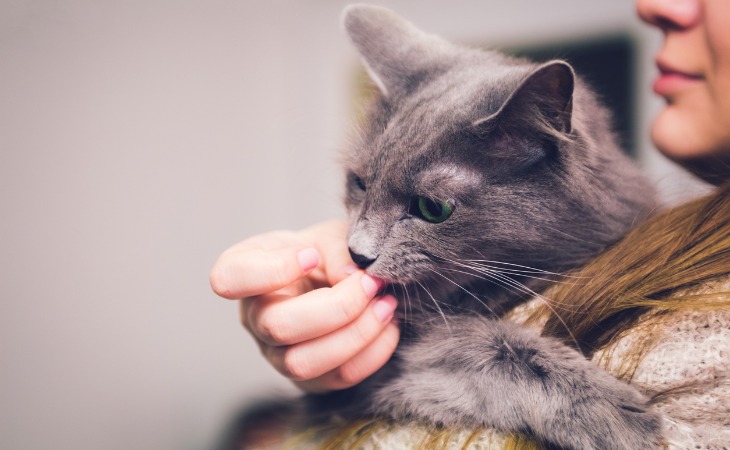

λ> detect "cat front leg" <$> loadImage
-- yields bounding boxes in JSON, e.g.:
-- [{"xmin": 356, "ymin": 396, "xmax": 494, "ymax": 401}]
[{"xmin": 367, "ymin": 316, "xmax": 663, "ymax": 450}]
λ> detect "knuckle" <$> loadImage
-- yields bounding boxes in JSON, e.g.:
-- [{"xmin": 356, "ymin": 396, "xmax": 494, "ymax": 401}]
[
  {"xmin": 256, "ymin": 311, "xmax": 289, "ymax": 345},
  {"xmin": 281, "ymin": 347, "xmax": 313, "ymax": 381},
  {"xmin": 248, "ymin": 306, "xmax": 297, "ymax": 346},
  {"xmin": 335, "ymin": 362, "xmax": 365, "ymax": 387}
]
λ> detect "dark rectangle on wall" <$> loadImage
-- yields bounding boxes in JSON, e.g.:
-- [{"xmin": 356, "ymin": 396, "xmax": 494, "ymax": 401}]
[{"xmin": 506, "ymin": 35, "xmax": 637, "ymax": 157}]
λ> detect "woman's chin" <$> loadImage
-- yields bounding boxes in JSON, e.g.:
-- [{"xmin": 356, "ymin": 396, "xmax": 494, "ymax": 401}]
[
  {"xmin": 651, "ymin": 106, "xmax": 707, "ymax": 161},
  {"xmin": 652, "ymin": 111, "xmax": 730, "ymax": 184}
]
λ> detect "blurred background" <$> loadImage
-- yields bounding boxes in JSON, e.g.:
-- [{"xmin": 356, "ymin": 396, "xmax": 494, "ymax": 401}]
[{"xmin": 0, "ymin": 1, "xmax": 712, "ymax": 449}]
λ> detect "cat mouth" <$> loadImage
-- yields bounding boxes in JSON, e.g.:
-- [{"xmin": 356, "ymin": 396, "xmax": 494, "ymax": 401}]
[
  {"xmin": 362, "ymin": 266, "xmax": 395, "ymax": 283},
  {"xmin": 366, "ymin": 266, "xmax": 432, "ymax": 287}
]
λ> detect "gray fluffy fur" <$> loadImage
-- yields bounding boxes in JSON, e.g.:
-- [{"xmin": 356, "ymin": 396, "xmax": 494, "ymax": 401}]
[{"xmin": 308, "ymin": 5, "xmax": 663, "ymax": 450}]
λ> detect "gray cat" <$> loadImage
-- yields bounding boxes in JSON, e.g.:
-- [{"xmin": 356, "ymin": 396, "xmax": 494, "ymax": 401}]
[{"xmin": 308, "ymin": 5, "xmax": 663, "ymax": 450}]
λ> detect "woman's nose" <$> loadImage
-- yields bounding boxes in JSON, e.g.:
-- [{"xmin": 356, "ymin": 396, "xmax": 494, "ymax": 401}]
[{"xmin": 636, "ymin": 0, "xmax": 702, "ymax": 31}]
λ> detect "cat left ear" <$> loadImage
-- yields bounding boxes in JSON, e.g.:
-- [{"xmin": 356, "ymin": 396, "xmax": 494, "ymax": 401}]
[
  {"xmin": 342, "ymin": 4, "xmax": 452, "ymax": 98},
  {"xmin": 476, "ymin": 61, "xmax": 575, "ymax": 135}
]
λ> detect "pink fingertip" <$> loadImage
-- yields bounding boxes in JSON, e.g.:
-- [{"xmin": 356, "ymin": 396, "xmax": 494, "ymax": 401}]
[
  {"xmin": 373, "ymin": 295, "xmax": 398, "ymax": 323},
  {"xmin": 361, "ymin": 274, "xmax": 384, "ymax": 298},
  {"xmin": 297, "ymin": 248, "xmax": 319, "ymax": 272}
]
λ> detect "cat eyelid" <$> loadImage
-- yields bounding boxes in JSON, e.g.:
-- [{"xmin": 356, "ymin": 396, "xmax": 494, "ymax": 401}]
[
  {"xmin": 410, "ymin": 194, "xmax": 456, "ymax": 205},
  {"xmin": 415, "ymin": 165, "xmax": 482, "ymax": 192}
]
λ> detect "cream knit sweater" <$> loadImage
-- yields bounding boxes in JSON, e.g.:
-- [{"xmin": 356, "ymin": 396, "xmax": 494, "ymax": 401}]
[{"xmin": 292, "ymin": 277, "xmax": 730, "ymax": 449}]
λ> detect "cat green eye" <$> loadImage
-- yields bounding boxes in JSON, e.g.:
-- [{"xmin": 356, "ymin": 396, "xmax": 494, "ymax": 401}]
[{"xmin": 410, "ymin": 197, "xmax": 454, "ymax": 223}]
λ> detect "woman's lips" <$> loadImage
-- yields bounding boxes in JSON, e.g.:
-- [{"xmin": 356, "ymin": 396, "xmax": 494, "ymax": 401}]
[{"xmin": 653, "ymin": 60, "xmax": 703, "ymax": 96}]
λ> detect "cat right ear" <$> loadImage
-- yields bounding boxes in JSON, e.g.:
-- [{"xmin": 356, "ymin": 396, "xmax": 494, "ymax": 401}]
[
  {"xmin": 475, "ymin": 61, "xmax": 575, "ymax": 136},
  {"xmin": 342, "ymin": 4, "xmax": 451, "ymax": 98}
]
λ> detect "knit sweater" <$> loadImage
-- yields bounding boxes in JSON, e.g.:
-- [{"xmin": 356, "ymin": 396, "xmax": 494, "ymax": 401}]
[{"xmin": 285, "ymin": 277, "xmax": 730, "ymax": 450}]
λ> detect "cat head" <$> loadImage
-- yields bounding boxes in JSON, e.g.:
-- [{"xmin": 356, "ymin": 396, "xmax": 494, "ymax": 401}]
[{"xmin": 341, "ymin": 5, "xmax": 655, "ymax": 290}]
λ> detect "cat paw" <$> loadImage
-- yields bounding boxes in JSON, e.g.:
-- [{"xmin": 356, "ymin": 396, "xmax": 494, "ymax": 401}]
[
  {"xmin": 613, "ymin": 399, "xmax": 664, "ymax": 449},
  {"xmin": 553, "ymin": 379, "xmax": 663, "ymax": 450}
]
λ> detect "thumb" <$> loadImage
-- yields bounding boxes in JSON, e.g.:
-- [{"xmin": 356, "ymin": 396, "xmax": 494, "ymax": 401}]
[
  {"xmin": 302, "ymin": 220, "xmax": 356, "ymax": 286},
  {"xmin": 210, "ymin": 246, "xmax": 319, "ymax": 299}
]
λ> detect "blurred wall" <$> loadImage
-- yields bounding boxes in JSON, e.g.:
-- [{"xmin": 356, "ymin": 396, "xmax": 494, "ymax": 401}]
[{"xmin": 0, "ymin": 1, "xmax": 710, "ymax": 449}]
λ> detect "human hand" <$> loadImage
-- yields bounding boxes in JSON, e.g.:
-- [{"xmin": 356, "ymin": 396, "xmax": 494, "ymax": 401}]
[{"xmin": 210, "ymin": 220, "xmax": 400, "ymax": 393}]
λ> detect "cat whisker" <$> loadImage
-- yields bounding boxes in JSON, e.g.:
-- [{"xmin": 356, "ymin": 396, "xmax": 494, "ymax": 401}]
[
  {"xmin": 459, "ymin": 263, "xmax": 571, "ymax": 285},
  {"xmin": 435, "ymin": 257, "xmax": 567, "ymax": 289},
  {"xmin": 541, "ymin": 224, "xmax": 606, "ymax": 247},
  {"xmin": 425, "ymin": 267, "xmax": 498, "ymax": 318},
  {"xmin": 441, "ymin": 265, "xmax": 580, "ymax": 347},
  {"xmin": 442, "ymin": 263, "xmax": 570, "ymax": 311},
  {"xmin": 449, "ymin": 262, "xmax": 587, "ymax": 310},
  {"xmin": 437, "ymin": 257, "xmax": 543, "ymax": 309},
  {"xmin": 399, "ymin": 283, "xmax": 414, "ymax": 332},
  {"xmin": 395, "ymin": 283, "xmax": 416, "ymax": 342},
  {"xmin": 460, "ymin": 259, "xmax": 589, "ymax": 279},
  {"xmin": 438, "ymin": 257, "xmax": 565, "ymax": 288},
  {"xmin": 415, "ymin": 280, "xmax": 452, "ymax": 334},
  {"xmin": 440, "ymin": 266, "xmax": 533, "ymax": 303}
]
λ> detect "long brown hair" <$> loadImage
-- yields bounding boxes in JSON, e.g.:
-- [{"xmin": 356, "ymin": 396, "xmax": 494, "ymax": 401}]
[{"xmin": 538, "ymin": 179, "xmax": 730, "ymax": 362}]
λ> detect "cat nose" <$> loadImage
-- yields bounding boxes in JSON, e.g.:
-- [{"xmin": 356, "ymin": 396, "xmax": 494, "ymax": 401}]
[{"xmin": 348, "ymin": 248, "xmax": 377, "ymax": 269}]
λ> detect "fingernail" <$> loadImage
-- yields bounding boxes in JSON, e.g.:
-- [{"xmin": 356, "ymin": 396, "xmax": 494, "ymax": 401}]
[
  {"xmin": 373, "ymin": 295, "xmax": 398, "ymax": 322},
  {"xmin": 360, "ymin": 274, "xmax": 384, "ymax": 297},
  {"xmin": 297, "ymin": 248, "xmax": 319, "ymax": 272}
]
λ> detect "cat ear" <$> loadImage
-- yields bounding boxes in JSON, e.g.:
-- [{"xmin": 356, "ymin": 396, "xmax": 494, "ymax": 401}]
[
  {"xmin": 476, "ymin": 60, "xmax": 575, "ymax": 135},
  {"xmin": 342, "ymin": 4, "xmax": 450, "ymax": 98}
]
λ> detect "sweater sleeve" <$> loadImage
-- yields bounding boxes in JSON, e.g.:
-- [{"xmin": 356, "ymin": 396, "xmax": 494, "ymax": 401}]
[{"xmin": 595, "ymin": 282, "xmax": 730, "ymax": 450}]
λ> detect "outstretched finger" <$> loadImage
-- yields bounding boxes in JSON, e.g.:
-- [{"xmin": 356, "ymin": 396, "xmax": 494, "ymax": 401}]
[{"xmin": 210, "ymin": 246, "xmax": 320, "ymax": 299}]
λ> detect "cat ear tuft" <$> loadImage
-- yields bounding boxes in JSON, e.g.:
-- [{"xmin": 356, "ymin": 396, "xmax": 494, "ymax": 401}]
[
  {"xmin": 476, "ymin": 60, "xmax": 575, "ymax": 135},
  {"xmin": 342, "ymin": 4, "xmax": 451, "ymax": 98}
]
